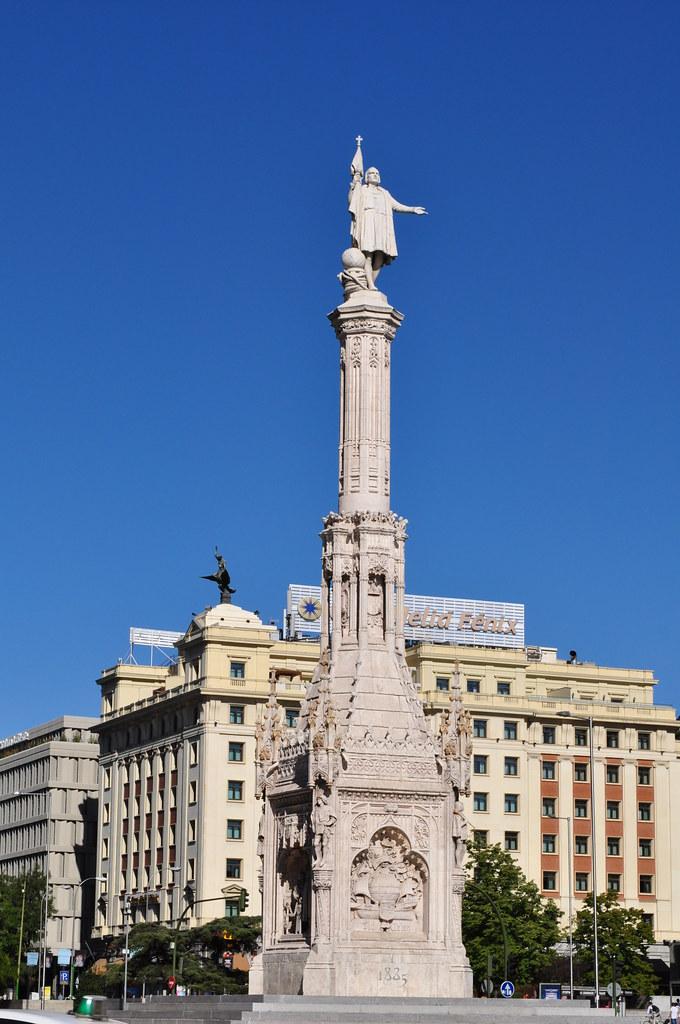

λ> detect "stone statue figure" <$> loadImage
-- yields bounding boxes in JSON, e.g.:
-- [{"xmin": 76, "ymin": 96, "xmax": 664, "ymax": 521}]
[
  {"xmin": 201, "ymin": 547, "xmax": 236, "ymax": 603},
  {"xmin": 312, "ymin": 787, "xmax": 337, "ymax": 866},
  {"xmin": 451, "ymin": 799, "xmax": 469, "ymax": 868},
  {"xmin": 348, "ymin": 135, "xmax": 427, "ymax": 289}
]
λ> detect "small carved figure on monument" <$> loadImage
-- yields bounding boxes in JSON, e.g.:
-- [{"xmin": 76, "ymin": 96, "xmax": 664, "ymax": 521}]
[
  {"xmin": 256, "ymin": 805, "xmax": 265, "ymax": 861},
  {"xmin": 312, "ymin": 785, "xmax": 337, "ymax": 866},
  {"xmin": 348, "ymin": 135, "xmax": 427, "ymax": 290},
  {"xmin": 201, "ymin": 547, "xmax": 236, "ymax": 603},
  {"xmin": 282, "ymin": 881, "xmax": 303, "ymax": 935},
  {"xmin": 452, "ymin": 799, "xmax": 469, "ymax": 868},
  {"xmin": 367, "ymin": 573, "xmax": 385, "ymax": 640},
  {"xmin": 457, "ymin": 708, "xmax": 473, "ymax": 756},
  {"xmin": 340, "ymin": 576, "xmax": 350, "ymax": 637}
]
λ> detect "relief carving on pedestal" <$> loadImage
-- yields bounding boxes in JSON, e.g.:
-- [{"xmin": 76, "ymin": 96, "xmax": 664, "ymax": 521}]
[
  {"xmin": 350, "ymin": 827, "xmax": 428, "ymax": 934},
  {"xmin": 350, "ymin": 812, "xmax": 368, "ymax": 847},
  {"xmin": 277, "ymin": 846, "xmax": 310, "ymax": 940}
]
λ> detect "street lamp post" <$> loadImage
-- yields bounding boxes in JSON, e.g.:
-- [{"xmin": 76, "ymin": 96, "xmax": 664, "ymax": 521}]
[
  {"xmin": 40, "ymin": 788, "xmax": 53, "ymax": 1010},
  {"xmin": 122, "ymin": 895, "xmax": 131, "ymax": 1011},
  {"xmin": 558, "ymin": 711, "xmax": 599, "ymax": 1008},
  {"xmin": 15, "ymin": 877, "xmax": 27, "ymax": 1001},
  {"xmin": 69, "ymin": 876, "xmax": 106, "ymax": 999},
  {"xmin": 557, "ymin": 815, "xmax": 574, "ymax": 1000}
]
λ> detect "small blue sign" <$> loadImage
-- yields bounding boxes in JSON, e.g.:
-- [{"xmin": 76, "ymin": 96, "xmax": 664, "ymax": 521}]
[
  {"xmin": 57, "ymin": 949, "xmax": 71, "ymax": 965},
  {"xmin": 26, "ymin": 952, "xmax": 39, "ymax": 967},
  {"xmin": 501, "ymin": 980, "xmax": 515, "ymax": 999},
  {"xmin": 59, "ymin": 970, "xmax": 70, "ymax": 985}
]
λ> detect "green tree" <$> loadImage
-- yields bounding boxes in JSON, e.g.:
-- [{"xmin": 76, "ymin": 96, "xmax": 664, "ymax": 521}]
[
  {"xmin": 0, "ymin": 871, "xmax": 50, "ymax": 995},
  {"xmin": 573, "ymin": 891, "xmax": 656, "ymax": 998},
  {"xmin": 463, "ymin": 841, "xmax": 562, "ymax": 992},
  {"xmin": 78, "ymin": 915, "xmax": 261, "ymax": 996}
]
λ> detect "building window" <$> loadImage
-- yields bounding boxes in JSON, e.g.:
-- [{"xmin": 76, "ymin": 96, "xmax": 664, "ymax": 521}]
[
  {"xmin": 607, "ymin": 837, "xmax": 620, "ymax": 856},
  {"xmin": 473, "ymin": 755, "xmax": 488, "ymax": 775},
  {"xmin": 575, "ymin": 728, "xmax": 588, "ymax": 747},
  {"xmin": 504, "ymin": 721, "xmax": 517, "ymax": 741},
  {"xmin": 497, "ymin": 681, "xmax": 511, "ymax": 696},
  {"xmin": 574, "ymin": 762, "xmax": 588, "ymax": 782},
  {"xmin": 473, "ymin": 830, "xmax": 488, "ymax": 846},
  {"xmin": 606, "ymin": 730, "xmax": 619, "ymax": 749},
  {"xmin": 189, "ymin": 781, "xmax": 197, "ymax": 805},
  {"xmin": 436, "ymin": 677, "xmax": 449, "ymax": 692},
  {"xmin": 230, "ymin": 661, "xmax": 246, "ymax": 679},
  {"xmin": 225, "ymin": 899, "xmax": 240, "ymax": 917},
  {"xmin": 473, "ymin": 720, "xmax": 487, "ymax": 739},
  {"xmin": 505, "ymin": 831, "xmax": 519, "ymax": 851},
  {"xmin": 606, "ymin": 801, "xmax": 620, "ymax": 820},
  {"xmin": 576, "ymin": 835, "xmax": 589, "ymax": 855},
  {"xmin": 227, "ymin": 780, "xmax": 243, "ymax": 801},
  {"xmin": 639, "ymin": 839, "xmax": 652, "ymax": 858},
  {"xmin": 608, "ymin": 874, "xmax": 621, "ymax": 893},
  {"xmin": 638, "ymin": 732, "xmax": 651, "ymax": 751},
  {"xmin": 639, "ymin": 875, "xmax": 654, "ymax": 894},
  {"xmin": 504, "ymin": 794, "xmax": 519, "ymax": 814},
  {"xmin": 473, "ymin": 792, "xmax": 488, "ymax": 812},
  {"xmin": 638, "ymin": 766, "xmax": 651, "ymax": 786},
  {"xmin": 227, "ymin": 819, "xmax": 242, "ymax": 840},
  {"xmin": 543, "ymin": 726, "xmax": 556, "ymax": 745},
  {"xmin": 504, "ymin": 757, "xmax": 518, "ymax": 776},
  {"xmin": 542, "ymin": 761, "xmax": 556, "ymax": 780},
  {"xmin": 229, "ymin": 705, "xmax": 245, "ymax": 725},
  {"xmin": 542, "ymin": 797, "xmax": 556, "ymax": 817},
  {"xmin": 641, "ymin": 913, "xmax": 654, "ymax": 930},
  {"xmin": 542, "ymin": 834, "xmax": 556, "ymax": 854},
  {"xmin": 285, "ymin": 709, "xmax": 299, "ymax": 728},
  {"xmin": 102, "ymin": 837, "xmax": 109, "ymax": 860},
  {"xmin": 574, "ymin": 872, "xmax": 589, "ymax": 892},
  {"xmin": 103, "ymin": 768, "xmax": 111, "ymax": 790},
  {"xmin": 638, "ymin": 802, "xmax": 652, "ymax": 822},
  {"xmin": 606, "ymin": 765, "xmax": 620, "ymax": 784},
  {"xmin": 542, "ymin": 871, "xmax": 557, "ymax": 891},
  {"xmin": 467, "ymin": 679, "xmax": 480, "ymax": 694},
  {"xmin": 575, "ymin": 799, "xmax": 588, "ymax": 818},
  {"xmin": 226, "ymin": 858, "xmax": 242, "ymax": 879},
  {"xmin": 189, "ymin": 742, "xmax": 198, "ymax": 766},
  {"xmin": 228, "ymin": 742, "xmax": 244, "ymax": 763}
]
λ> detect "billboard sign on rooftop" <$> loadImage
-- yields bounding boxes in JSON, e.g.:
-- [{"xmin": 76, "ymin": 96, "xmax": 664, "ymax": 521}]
[{"xmin": 286, "ymin": 584, "xmax": 525, "ymax": 649}]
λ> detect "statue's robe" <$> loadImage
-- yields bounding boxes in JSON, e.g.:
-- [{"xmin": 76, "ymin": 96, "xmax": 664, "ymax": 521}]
[{"xmin": 349, "ymin": 183, "xmax": 399, "ymax": 262}]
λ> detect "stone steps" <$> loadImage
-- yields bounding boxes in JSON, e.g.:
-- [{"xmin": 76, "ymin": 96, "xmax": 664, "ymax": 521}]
[{"xmin": 112, "ymin": 995, "xmax": 611, "ymax": 1024}]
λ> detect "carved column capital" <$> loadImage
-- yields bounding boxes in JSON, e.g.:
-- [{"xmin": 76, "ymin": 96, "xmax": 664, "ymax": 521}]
[{"xmin": 312, "ymin": 868, "xmax": 333, "ymax": 891}]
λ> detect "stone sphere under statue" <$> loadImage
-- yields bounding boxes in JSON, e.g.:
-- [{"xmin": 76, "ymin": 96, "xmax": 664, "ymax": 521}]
[{"xmin": 341, "ymin": 248, "xmax": 366, "ymax": 270}]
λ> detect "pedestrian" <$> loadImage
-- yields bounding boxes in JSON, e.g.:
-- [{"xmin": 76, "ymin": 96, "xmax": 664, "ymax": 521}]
[{"xmin": 669, "ymin": 1000, "xmax": 679, "ymax": 1024}]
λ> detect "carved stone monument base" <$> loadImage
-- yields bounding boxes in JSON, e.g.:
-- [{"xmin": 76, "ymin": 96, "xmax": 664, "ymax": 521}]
[{"xmin": 303, "ymin": 949, "xmax": 471, "ymax": 998}]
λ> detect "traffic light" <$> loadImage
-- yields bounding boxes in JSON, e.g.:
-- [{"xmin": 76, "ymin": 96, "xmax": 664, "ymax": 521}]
[{"xmin": 238, "ymin": 888, "xmax": 249, "ymax": 913}]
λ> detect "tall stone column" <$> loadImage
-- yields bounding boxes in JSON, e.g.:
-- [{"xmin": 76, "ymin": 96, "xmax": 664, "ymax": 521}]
[{"xmin": 253, "ymin": 140, "xmax": 471, "ymax": 995}]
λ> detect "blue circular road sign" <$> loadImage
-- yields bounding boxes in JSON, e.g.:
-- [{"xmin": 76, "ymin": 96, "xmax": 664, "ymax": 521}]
[{"xmin": 501, "ymin": 980, "xmax": 515, "ymax": 998}]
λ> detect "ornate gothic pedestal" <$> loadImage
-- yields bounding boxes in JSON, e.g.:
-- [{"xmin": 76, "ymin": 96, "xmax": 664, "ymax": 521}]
[{"xmin": 250, "ymin": 287, "xmax": 472, "ymax": 997}]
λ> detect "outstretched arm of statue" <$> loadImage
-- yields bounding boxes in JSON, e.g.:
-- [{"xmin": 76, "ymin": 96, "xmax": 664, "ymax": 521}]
[{"xmin": 391, "ymin": 197, "xmax": 428, "ymax": 215}]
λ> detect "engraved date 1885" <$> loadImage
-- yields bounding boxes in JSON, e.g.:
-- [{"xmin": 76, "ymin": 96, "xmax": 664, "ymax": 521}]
[{"xmin": 378, "ymin": 965, "xmax": 407, "ymax": 984}]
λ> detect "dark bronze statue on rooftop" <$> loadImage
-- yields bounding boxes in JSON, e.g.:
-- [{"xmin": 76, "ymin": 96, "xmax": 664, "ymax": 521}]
[{"xmin": 201, "ymin": 547, "xmax": 236, "ymax": 603}]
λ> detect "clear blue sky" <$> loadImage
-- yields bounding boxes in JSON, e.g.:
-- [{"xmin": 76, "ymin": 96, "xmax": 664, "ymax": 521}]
[{"xmin": 1, "ymin": 2, "xmax": 678, "ymax": 733}]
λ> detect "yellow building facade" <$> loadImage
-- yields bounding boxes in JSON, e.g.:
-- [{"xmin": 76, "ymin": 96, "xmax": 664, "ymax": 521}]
[{"xmin": 92, "ymin": 603, "xmax": 680, "ymax": 945}]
